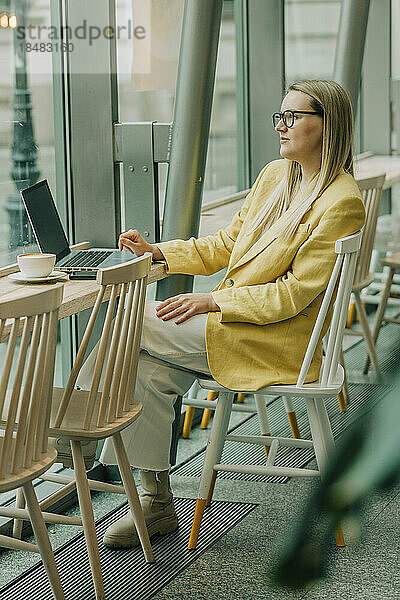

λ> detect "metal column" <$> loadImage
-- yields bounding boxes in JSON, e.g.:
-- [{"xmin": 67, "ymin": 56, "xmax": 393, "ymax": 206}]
[
  {"xmin": 333, "ymin": 0, "xmax": 370, "ymax": 114},
  {"xmin": 156, "ymin": 0, "xmax": 223, "ymax": 300}
]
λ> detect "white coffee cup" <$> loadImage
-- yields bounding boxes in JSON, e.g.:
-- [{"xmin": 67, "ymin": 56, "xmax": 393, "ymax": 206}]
[{"xmin": 17, "ymin": 253, "xmax": 56, "ymax": 278}]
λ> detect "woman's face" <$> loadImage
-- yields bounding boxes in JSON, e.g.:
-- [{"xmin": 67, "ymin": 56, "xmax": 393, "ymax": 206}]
[{"xmin": 275, "ymin": 90, "xmax": 323, "ymax": 167}]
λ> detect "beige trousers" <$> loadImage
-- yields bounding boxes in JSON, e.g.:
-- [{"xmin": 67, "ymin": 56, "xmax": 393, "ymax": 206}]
[{"xmin": 76, "ymin": 301, "xmax": 211, "ymax": 471}]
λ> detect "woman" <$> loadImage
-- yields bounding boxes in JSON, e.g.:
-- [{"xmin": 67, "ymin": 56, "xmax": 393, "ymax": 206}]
[{"xmin": 96, "ymin": 80, "xmax": 365, "ymax": 547}]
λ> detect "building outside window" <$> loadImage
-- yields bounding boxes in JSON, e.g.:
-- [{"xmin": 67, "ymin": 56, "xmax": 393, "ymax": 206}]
[{"xmin": 0, "ymin": 0, "xmax": 59, "ymax": 267}]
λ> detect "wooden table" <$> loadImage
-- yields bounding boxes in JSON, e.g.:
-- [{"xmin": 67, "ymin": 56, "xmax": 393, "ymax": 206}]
[{"xmin": 0, "ymin": 260, "xmax": 167, "ymax": 342}]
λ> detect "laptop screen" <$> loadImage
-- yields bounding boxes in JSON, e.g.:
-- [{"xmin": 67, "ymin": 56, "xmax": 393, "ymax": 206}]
[{"xmin": 21, "ymin": 180, "xmax": 70, "ymax": 262}]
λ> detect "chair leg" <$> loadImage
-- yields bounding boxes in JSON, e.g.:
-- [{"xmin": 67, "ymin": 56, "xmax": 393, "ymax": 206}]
[
  {"xmin": 188, "ymin": 498, "xmax": 208, "ymax": 550},
  {"xmin": 305, "ymin": 397, "xmax": 345, "ymax": 547},
  {"xmin": 346, "ymin": 302, "xmax": 356, "ymax": 329},
  {"xmin": 337, "ymin": 390, "xmax": 347, "ymax": 413},
  {"xmin": 283, "ymin": 396, "xmax": 301, "ymax": 438},
  {"xmin": 363, "ymin": 267, "xmax": 394, "ymax": 374},
  {"xmin": 205, "ymin": 471, "xmax": 217, "ymax": 507},
  {"xmin": 306, "ymin": 398, "xmax": 333, "ymax": 475},
  {"xmin": 13, "ymin": 487, "xmax": 25, "ymax": 539},
  {"xmin": 183, "ymin": 381, "xmax": 202, "ymax": 438},
  {"xmin": 335, "ymin": 526, "xmax": 346, "ymax": 547},
  {"xmin": 337, "ymin": 350, "xmax": 348, "ymax": 412},
  {"xmin": 182, "ymin": 407, "xmax": 195, "ymax": 439},
  {"xmin": 70, "ymin": 440, "xmax": 105, "ymax": 600},
  {"xmin": 201, "ymin": 391, "xmax": 218, "ymax": 429},
  {"xmin": 23, "ymin": 482, "xmax": 65, "ymax": 600},
  {"xmin": 188, "ymin": 392, "xmax": 234, "ymax": 550},
  {"xmin": 200, "ymin": 408, "xmax": 213, "ymax": 429},
  {"xmin": 204, "ymin": 393, "xmax": 233, "ymax": 507},
  {"xmin": 254, "ymin": 395, "xmax": 271, "ymax": 458},
  {"xmin": 112, "ymin": 432, "xmax": 154, "ymax": 563},
  {"xmin": 353, "ymin": 290, "xmax": 381, "ymax": 377}
]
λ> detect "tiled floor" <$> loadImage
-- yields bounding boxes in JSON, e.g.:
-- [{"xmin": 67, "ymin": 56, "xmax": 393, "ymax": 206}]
[
  {"xmin": 1, "ymin": 331, "xmax": 398, "ymax": 599},
  {"xmin": 159, "ymin": 436, "xmax": 400, "ymax": 600}
]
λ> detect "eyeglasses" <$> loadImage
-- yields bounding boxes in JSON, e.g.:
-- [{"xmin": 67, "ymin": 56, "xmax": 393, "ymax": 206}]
[{"xmin": 272, "ymin": 110, "xmax": 321, "ymax": 129}]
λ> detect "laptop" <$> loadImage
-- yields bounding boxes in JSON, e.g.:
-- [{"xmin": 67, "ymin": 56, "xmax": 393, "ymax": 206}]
[{"xmin": 21, "ymin": 180, "xmax": 137, "ymax": 273}]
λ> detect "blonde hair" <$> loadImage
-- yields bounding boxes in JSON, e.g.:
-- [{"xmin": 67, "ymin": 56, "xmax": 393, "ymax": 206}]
[{"xmin": 248, "ymin": 79, "xmax": 354, "ymax": 239}]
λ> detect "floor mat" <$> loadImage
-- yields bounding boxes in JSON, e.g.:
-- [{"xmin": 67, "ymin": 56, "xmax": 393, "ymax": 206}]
[{"xmin": 0, "ymin": 498, "xmax": 257, "ymax": 600}]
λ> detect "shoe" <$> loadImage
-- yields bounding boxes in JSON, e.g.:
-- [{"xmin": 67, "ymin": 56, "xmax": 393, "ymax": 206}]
[
  {"xmin": 51, "ymin": 437, "xmax": 98, "ymax": 470},
  {"xmin": 103, "ymin": 469, "xmax": 178, "ymax": 548}
]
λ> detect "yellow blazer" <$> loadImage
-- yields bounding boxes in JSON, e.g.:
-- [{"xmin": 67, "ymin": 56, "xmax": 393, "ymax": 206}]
[{"xmin": 157, "ymin": 160, "xmax": 366, "ymax": 391}]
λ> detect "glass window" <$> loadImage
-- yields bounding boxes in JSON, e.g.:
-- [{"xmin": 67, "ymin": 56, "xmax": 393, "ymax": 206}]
[
  {"xmin": 0, "ymin": 1, "xmax": 70, "ymax": 385},
  {"xmin": 285, "ymin": 0, "xmax": 342, "ymax": 84},
  {"xmin": 117, "ymin": 0, "xmax": 181, "ymax": 123},
  {"xmin": 392, "ymin": 0, "xmax": 400, "ymax": 155},
  {"xmin": 115, "ymin": 0, "xmax": 238, "ymax": 221},
  {"xmin": 0, "ymin": 0, "xmax": 58, "ymax": 267},
  {"xmin": 204, "ymin": 0, "xmax": 238, "ymax": 201},
  {"xmin": 115, "ymin": 0, "xmax": 183, "ymax": 229},
  {"xmin": 0, "ymin": 2, "xmax": 72, "ymax": 512},
  {"xmin": 391, "ymin": 1, "xmax": 400, "ymax": 217}
]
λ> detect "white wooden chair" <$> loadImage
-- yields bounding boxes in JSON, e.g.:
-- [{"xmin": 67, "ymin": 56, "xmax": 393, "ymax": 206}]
[
  {"xmin": 182, "ymin": 389, "xmax": 246, "ymax": 438},
  {"xmin": 363, "ymin": 251, "xmax": 400, "ymax": 374},
  {"xmin": 182, "ymin": 388, "xmax": 282, "ymax": 458},
  {"xmin": 186, "ymin": 233, "xmax": 361, "ymax": 550},
  {"xmin": 0, "ymin": 284, "xmax": 66, "ymax": 600},
  {"xmin": 35, "ymin": 255, "xmax": 154, "ymax": 599},
  {"xmin": 342, "ymin": 173, "xmax": 385, "ymax": 377},
  {"xmin": 334, "ymin": 174, "xmax": 385, "ymax": 411}
]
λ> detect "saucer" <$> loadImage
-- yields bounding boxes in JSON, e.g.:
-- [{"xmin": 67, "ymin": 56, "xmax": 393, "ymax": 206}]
[{"xmin": 8, "ymin": 270, "xmax": 69, "ymax": 283}]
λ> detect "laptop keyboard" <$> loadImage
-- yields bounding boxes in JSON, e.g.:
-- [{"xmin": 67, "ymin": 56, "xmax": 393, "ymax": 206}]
[{"xmin": 61, "ymin": 250, "xmax": 113, "ymax": 269}]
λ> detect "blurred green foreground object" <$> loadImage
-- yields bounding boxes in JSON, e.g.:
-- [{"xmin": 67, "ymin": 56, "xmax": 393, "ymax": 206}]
[{"xmin": 271, "ymin": 391, "xmax": 400, "ymax": 588}]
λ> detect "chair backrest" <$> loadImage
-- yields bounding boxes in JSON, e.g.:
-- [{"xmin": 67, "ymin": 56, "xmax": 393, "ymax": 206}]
[
  {"xmin": 53, "ymin": 253, "xmax": 152, "ymax": 431},
  {"xmin": 353, "ymin": 173, "xmax": 386, "ymax": 287},
  {"xmin": 0, "ymin": 284, "xmax": 64, "ymax": 481},
  {"xmin": 296, "ymin": 232, "xmax": 361, "ymax": 387}
]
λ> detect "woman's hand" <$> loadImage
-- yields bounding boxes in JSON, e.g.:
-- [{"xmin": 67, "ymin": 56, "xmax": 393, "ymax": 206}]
[
  {"xmin": 156, "ymin": 293, "xmax": 220, "ymax": 324},
  {"xmin": 118, "ymin": 229, "xmax": 164, "ymax": 260}
]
